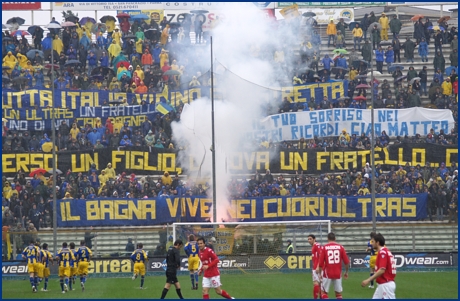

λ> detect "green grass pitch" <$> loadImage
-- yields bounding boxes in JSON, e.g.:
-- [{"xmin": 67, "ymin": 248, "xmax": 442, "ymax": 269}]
[{"xmin": 2, "ymin": 271, "xmax": 458, "ymax": 299}]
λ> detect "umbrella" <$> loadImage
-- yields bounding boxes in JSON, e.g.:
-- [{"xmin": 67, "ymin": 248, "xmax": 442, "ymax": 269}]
[
  {"xmin": 428, "ymin": 25, "xmax": 445, "ymax": 31},
  {"xmin": 333, "ymin": 49, "xmax": 348, "ymax": 54},
  {"xmin": 26, "ymin": 49, "xmax": 44, "ymax": 60},
  {"xmin": 7, "ymin": 17, "xmax": 25, "ymax": 25},
  {"xmin": 367, "ymin": 71, "xmax": 382, "ymax": 76},
  {"xmin": 356, "ymin": 83, "xmax": 371, "ymax": 89},
  {"xmin": 65, "ymin": 15, "xmax": 80, "ymax": 23},
  {"xmin": 12, "ymin": 30, "xmax": 30, "ymax": 36},
  {"xmin": 80, "ymin": 17, "xmax": 96, "ymax": 25},
  {"xmin": 44, "ymin": 63, "xmax": 60, "ymax": 69},
  {"xmin": 122, "ymin": 34, "xmax": 137, "ymax": 40},
  {"xmin": 2, "ymin": 66, "xmax": 11, "ymax": 70},
  {"xmin": 190, "ymin": 9, "xmax": 209, "ymax": 14},
  {"xmin": 116, "ymin": 61, "xmax": 130, "ymax": 69},
  {"xmin": 116, "ymin": 13, "xmax": 131, "ymax": 18},
  {"xmin": 27, "ymin": 26, "xmax": 44, "ymax": 36},
  {"xmin": 132, "ymin": 14, "xmax": 150, "ymax": 20},
  {"xmin": 411, "ymin": 14, "xmax": 424, "ymax": 22},
  {"xmin": 354, "ymin": 96, "xmax": 367, "ymax": 101},
  {"xmin": 91, "ymin": 66, "xmax": 116, "ymax": 78},
  {"xmin": 12, "ymin": 76, "xmax": 28, "ymax": 85},
  {"xmin": 92, "ymin": 23, "xmax": 107, "ymax": 34},
  {"xmin": 348, "ymin": 22, "xmax": 359, "ymax": 30},
  {"xmin": 2, "ymin": 75, "xmax": 11, "ymax": 83},
  {"xmin": 395, "ymin": 75, "xmax": 407, "ymax": 83},
  {"xmin": 302, "ymin": 12, "xmax": 316, "ymax": 17},
  {"xmin": 355, "ymin": 74, "xmax": 368, "ymax": 79},
  {"xmin": 118, "ymin": 70, "xmax": 132, "ymax": 80},
  {"xmin": 352, "ymin": 60, "xmax": 369, "ymax": 70},
  {"xmin": 100, "ymin": 15, "xmax": 117, "ymax": 23},
  {"xmin": 369, "ymin": 22, "xmax": 381, "ymax": 30},
  {"xmin": 2, "ymin": 24, "xmax": 12, "ymax": 29},
  {"xmin": 331, "ymin": 67, "xmax": 348, "ymax": 74},
  {"xmin": 438, "ymin": 16, "xmax": 451, "ymax": 24},
  {"xmin": 65, "ymin": 60, "xmax": 81, "ymax": 66},
  {"xmin": 163, "ymin": 69, "xmax": 181, "ymax": 76},
  {"xmin": 445, "ymin": 66, "xmax": 458, "ymax": 75},
  {"xmin": 388, "ymin": 64, "xmax": 404, "ymax": 72},
  {"xmin": 30, "ymin": 168, "xmax": 47, "ymax": 177},
  {"xmin": 46, "ymin": 23, "xmax": 62, "ymax": 29},
  {"xmin": 90, "ymin": 74, "xmax": 104, "ymax": 81},
  {"xmin": 61, "ymin": 21, "xmax": 76, "ymax": 27},
  {"xmin": 410, "ymin": 77, "xmax": 421, "ymax": 84}
]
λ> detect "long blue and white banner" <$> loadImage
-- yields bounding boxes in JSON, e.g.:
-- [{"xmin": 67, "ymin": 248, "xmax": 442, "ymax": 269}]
[
  {"xmin": 254, "ymin": 107, "xmax": 455, "ymax": 140},
  {"xmin": 56, "ymin": 194, "xmax": 427, "ymax": 227}
]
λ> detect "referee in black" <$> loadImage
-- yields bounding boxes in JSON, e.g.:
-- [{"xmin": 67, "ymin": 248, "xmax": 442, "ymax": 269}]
[{"xmin": 160, "ymin": 239, "xmax": 184, "ymax": 299}]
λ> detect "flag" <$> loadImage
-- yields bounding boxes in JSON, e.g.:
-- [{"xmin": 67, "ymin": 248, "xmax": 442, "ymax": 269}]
[
  {"xmin": 160, "ymin": 84, "xmax": 169, "ymax": 102},
  {"xmin": 6, "ymin": 232, "xmax": 12, "ymax": 260},
  {"xmin": 279, "ymin": 4, "xmax": 300, "ymax": 21},
  {"xmin": 156, "ymin": 102, "xmax": 174, "ymax": 115}
]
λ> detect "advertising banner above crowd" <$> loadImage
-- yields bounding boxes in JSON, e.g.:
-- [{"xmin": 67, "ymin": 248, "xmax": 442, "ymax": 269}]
[
  {"xmin": 276, "ymin": 2, "xmax": 385, "ymax": 7},
  {"xmin": 257, "ymin": 107, "xmax": 455, "ymax": 140},
  {"xmin": 55, "ymin": 193, "xmax": 427, "ymax": 227},
  {"xmin": 1, "ymin": 144, "xmax": 456, "ymax": 177},
  {"xmin": 52, "ymin": 2, "xmax": 163, "ymax": 11},
  {"xmin": 2, "ymin": 2, "xmax": 41, "ymax": 10},
  {"xmin": 275, "ymin": 7, "xmax": 355, "ymax": 24}
]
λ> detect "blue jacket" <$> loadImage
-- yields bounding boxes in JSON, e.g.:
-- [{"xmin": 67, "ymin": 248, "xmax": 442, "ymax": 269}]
[
  {"xmin": 87, "ymin": 131, "xmax": 101, "ymax": 145},
  {"xmin": 321, "ymin": 57, "xmax": 334, "ymax": 70},
  {"xmin": 153, "ymin": 47, "xmax": 161, "ymax": 64},
  {"xmin": 418, "ymin": 41, "xmax": 428, "ymax": 56},
  {"xmin": 54, "ymin": 79, "xmax": 68, "ymax": 89},
  {"xmin": 34, "ymin": 72, "xmax": 44, "ymax": 87},
  {"xmin": 88, "ymin": 54, "xmax": 98, "ymax": 66},
  {"xmin": 99, "ymin": 55, "xmax": 109, "ymax": 68},
  {"xmin": 336, "ymin": 57, "xmax": 348, "ymax": 69},
  {"xmin": 385, "ymin": 50, "xmax": 394, "ymax": 63},
  {"xmin": 375, "ymin": 50, "xmax": 384, "ymax": 62},
  {"xmin": 41, "ymin": 36, "xmax": 52, "ymax": 51}
]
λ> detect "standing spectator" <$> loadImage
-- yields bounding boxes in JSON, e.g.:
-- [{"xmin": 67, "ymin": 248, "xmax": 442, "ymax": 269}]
[
  {"xmin": 371, "ymin": 25, "xmax": 381, "ymax": 50},
  {"xmin": 361, "ymin": 40, "xmax": 372, "ymax": 63},
  {"xmin": 84, "ymin": 228, "xmax": 97, "ymax": 249},
  {"xmin": 402, "ymin": 38, "xmax": 416, "ymax": 63},
  {"xmin": 442, "ymin": 78, "xmax": 452, "ymax": 98},
  {"xmin": 375, "ymin": 46, "xmax": 384, "ymax": 73},
  {"xmin": 419, "ymin": 66, "xmax": 428, "ymax": 96},
  {"xmin": 450, "ymin": 48, "xmax": 458, "ymax": 67},
  {"xmin": 434, "ymin": 51, "xmax": 446, "ymax": 74},
  {"xmin": 326, "ymin": 19, "xmax": 337, "ymax": 47},
  {"xmin": 418, "ymin": 38, "xmax": 429, "ymax": 62},
  {"xmin": 392, "ymin": 35, "xmax": 402, "ymax": 63},
  {"xmin": 352, "ymin": 23, "xmax": 363, "ymax": 50},
  {"xmin": 414, "ymin": 20, "xmax": 426, "ymax": 43},
  {"xmin": 317, "ymin": 232, "xmax": 349, "ymax": 299},
  {"xmin": 321, "ymin": 54, "xmax": 334, "ymax": 71},
  {"xmin": 389, "ymin": 15, "xmax": 402, "ymax": 39},
  {"xmin": 424, "ymin": 18, "xmax": 433, "ymax": 44},
  {"xmin": 125, "ymin": 238, "xmax": 135, "ymax": 256},
  {"xmin": 451, "ymin": 35, "xmax": 458, "ymax": 52},
  {"xmin": 336, "ymin": 19, "xmax": 347, "ymax": 47},
  {"xmin": 360, "ymin": 13, "xmax": 370, "ymax": 40},
  {"xmin": 385, "ymin": 46, "xmax": 394, "ymax": 73},
  {"xmin": 378, "ymin": 13, "xmax": 389, "ymax": 41},
  {"xmin": 434, "ymin": 30, "xmax": 443, "ymax": 55}
]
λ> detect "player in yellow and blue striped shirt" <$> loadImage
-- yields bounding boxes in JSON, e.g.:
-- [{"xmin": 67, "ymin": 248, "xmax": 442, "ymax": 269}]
[
  {"xmin": 55, "ymin": 242, "xmax": 76, "ymax": 294},
  {"xmin": 69, "ymin": 242, "xmax": 79, "ymax": 291},
  {"xmin": 41, "ymin": 243, "xmax": 53, "ymax": 292},
  {"xmin": 184, "ymin": 234, "xmax": 200, "ymax": 290},
  {"xmin": 76, "ymin": 240, "xmax": 93, "ymax": 292},
  {"xmin": 22, "ymin": 239, "xmax": 40, "ymax": 293},
  {"xmin": 131, "ymin": 243, "xmax": 148, "ymax": 289}
]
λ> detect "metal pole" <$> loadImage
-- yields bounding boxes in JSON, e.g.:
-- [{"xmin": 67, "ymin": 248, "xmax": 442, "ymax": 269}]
[
  {"xmin": 210, "ymin": 36, "xmax": 217, "ymax": 223},
  {"xmin": 51, "ymin": 42, "xmax": 58, "ymax": 254},
  {"xmin": 440, "ymin": 5, "xmax": 444, "ymax": 18},
  {"xmin": 370, "ymin": 35, "xmax": 376, "ymax": 232}
]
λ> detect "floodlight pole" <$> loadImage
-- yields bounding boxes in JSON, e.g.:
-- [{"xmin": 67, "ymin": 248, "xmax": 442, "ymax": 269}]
[
  {"xmin": 210, "ymin": 36, "xmax": 217, "ymax": 223},
  {"xmin": 370, "ymin": 35, "xmax": 376, "ymax": 232}
]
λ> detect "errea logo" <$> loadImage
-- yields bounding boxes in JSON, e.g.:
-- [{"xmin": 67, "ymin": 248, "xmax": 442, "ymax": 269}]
[{"xmin": 264, "ymin": 256, "xmax": 286, "ymax": 269}]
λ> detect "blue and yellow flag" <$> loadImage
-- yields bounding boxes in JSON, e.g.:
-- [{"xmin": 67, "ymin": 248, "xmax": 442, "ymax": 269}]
[{"xmin": 156, "ymin": 102, "xmax": 174, "ymax": 115}]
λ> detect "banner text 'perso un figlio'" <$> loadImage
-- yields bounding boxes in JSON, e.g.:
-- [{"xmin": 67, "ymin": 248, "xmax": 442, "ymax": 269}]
[
  {"xmin": 56, "ymin": 194, "xmax": 427, "ymax": 227},
  {"xmin": 1, "ymin": 143, "xmax": 456, "ymax": 177}
]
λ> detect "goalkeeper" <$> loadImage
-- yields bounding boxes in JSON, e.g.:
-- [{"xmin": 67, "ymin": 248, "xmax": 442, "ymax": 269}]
[
  {"xmin": 184, "ymin": 234, "xmax": 199, "ymax": 290},
  {"xmin": 366, "ymin": 232, "xmax": 377, "ymax": 289}
]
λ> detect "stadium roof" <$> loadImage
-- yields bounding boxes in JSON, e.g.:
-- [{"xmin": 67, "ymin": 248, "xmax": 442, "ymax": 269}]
[{"xmin": 354, "ymin": 6, "xmax": 451, "ymax": 19}]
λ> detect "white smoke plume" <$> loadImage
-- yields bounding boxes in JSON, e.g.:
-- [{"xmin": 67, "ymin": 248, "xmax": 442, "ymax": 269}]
[{"xmin": 171, "ymin": 5, "xmax": 293, "ymax": 221}]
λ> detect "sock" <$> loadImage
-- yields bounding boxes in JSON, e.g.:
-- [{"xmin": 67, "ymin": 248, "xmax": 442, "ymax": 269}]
[
  {"xmin": 176, "ymin": 288, "xmax": 184, "ymax": 299},
  {"xmin": 313, "ymin": 284, "xmax": 320, "ymax": 299},
  {"xmin": 30, "ymin": 277, "xmax": 35, "ymax": 287},
  {"xmin": 44, "ymin": 278, "xmax": 48, "ymax": 290},
  {"xmin": 203, "ymin": 294, "xmax": 210, "ymax": 299},
  {"xmin": 140, "ymin": 276, "xmax": 145, "ymax": 288},
  {"xmin": 34, "ymin": 277, "xmax": 38, "ymax": 286},
  {"xmin": 194, "ymin": 272, "xmax": 199, "ymax": 284},
  {"xmin": 60, "ymin": 279, "xmax": 64, "ymax": 291},
  {"xmin": 336, "ymin": 293, "xmax": 343, "ymax": 299},
  {"xmin": 80, "ymin": 277, "xmax": 84, "ymax": 284},
  {"xmin": 83, "ymin": 277, "xmax": 87, "ymax": 284},
  {"xmin": 190, "ymin": 274, "xmax": 195, "ymax": 287},
  {"xmin": 321, "ymin": 292, "xmax": 329, "ymax": 299},
  {"xmin": 221, "ymin": 290, "xmax": 232, "ymax": 299},
  {"xmin": 69, "ymin": 278, "xmax": 73, "ymax": 290},
  {"xmin": 65, "ymin": 278, "xmax": 69, "ymax": 286},
  {"xmin": 161, "ymin": 288, "xmax": 168, "ymax": 299},
  {"xmin": 370, "ymin": 273, "xmax": 374, "ymax": 286}
]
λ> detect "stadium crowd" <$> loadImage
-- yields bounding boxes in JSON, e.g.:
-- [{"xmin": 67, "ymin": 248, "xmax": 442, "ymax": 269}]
[{"xmin": 1, "ymin": 11, "xmax": 458, "ymax": 239}]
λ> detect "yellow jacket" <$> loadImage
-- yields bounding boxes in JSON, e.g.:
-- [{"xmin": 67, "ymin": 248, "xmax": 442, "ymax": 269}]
[
  {"xmin": 327, "ymin": 22, "xmax": 337, "ymax": 35},
  {"xmin": 442, "ymin": 81, "xmax": 452, "ymax": 95},
  {"xmin": 52, "ymin": 37, "xmax": 64, "ymax": 55},
  {"xmin": 349, "ymin": 69, "xmax": 358, "ymax": 81},
  {"xmin": 352, "ymin": 28, "xmax": 363, "ymax": 38},
  {"xmin": 104, "ymin": 167, "xmax": 116, "ymax": 179},
  {"xmin": 379, "ymin": 16, "xmax": 389, "ymax": 29}
]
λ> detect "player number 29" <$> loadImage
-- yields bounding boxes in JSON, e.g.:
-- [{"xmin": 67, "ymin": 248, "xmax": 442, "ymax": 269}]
[{"xmin": 327, "ymin": 249, "xmax": 340, "ymax": 264}]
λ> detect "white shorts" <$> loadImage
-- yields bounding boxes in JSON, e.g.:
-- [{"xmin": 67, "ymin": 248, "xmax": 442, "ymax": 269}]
[
  {"xmin": 373, "ymin": 281, "xmax": 396, "ymax": 299},
  {"xmin": 321, "ymin": 277, "xmax": 343, "ymax": 293},
  {"xmin": 312, "ymin": 270, "xmax": 320, "ymax": 283},
  {"xmin": 202, "ymin": 276, "xmax": 222, "ymax": 288}
]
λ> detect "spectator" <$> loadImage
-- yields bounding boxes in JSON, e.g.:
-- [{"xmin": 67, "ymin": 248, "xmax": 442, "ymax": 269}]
[
  {"xmin": 434, "ymin": 52, "xmax": 446, "ymax": 74},
  {"xmin": 326, "ymin": 19, "xmax": 337, "ymax": 47},
  {"xmin": 352, "ymin": 23, "xmax": 363, "ymax": 50},
  {"xmin": 418, "ymin": 38, "xmax": 429, "ymax": 62},
  {"xmin": 371, "ymin": 25, "xmax": 381, "ymax": 50},
  {"xmin": 378, "ymin": 13, "xmax": 389, "ymax": 41},
  {"xmin": 403, "ymin": 38, "xmax": 416, "ymax": 63},
  {"xmin": 389, "ymin": 15, "xmax": 402, "ymax": 39}
]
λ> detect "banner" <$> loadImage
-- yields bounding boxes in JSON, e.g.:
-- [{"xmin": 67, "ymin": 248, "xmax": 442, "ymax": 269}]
[
  {"xmin": 276, "ymin": 2, "xmax": 385, "ymax": 7},
  {"xmin": 276, "ymin": 7, "xmax": 354, "ymax": 24},
  {"xmin": 175, "ymin": 226, "xmax": 236, "ymax": 255},
  {"xmin": 52, "ymin": 2, "xmax": 163, "ymax": 11},
  {"xmin": 149, "ymin": 255, "xmax": 247, "ymax": 272},
  {"xmin": 2, "ymin": 2, "xmax": 41, "ymax": 10},
  {"xmin": 2, "ymin": 81, "xmax": 346, "ymax": 111},
  {"xmin": 163, "ymin": 2, "xmax": 276, "ymax": 9},
  {"xmin": 55, "ymin": 194, "xmax": 427, "ymax": 227},
  {"xmin": 117, "ymin": 9, "xmax": 164, "ymax": 24},
  {"xmin": 349, "ymin": 252, "xmax": 453, "ymax": 269},
  {"xmin": 1, "ymin": 144, "xmax": 456, "ymax": 177},
  {"xmin": 257, "ymin": 108, "xmax": 455, "ymax": 141}
]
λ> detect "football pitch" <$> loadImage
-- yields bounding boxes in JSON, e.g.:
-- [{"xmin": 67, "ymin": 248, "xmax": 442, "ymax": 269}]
[{"xmin": 2, "ymin": 271, "xmax": 458, "ymax": 299}]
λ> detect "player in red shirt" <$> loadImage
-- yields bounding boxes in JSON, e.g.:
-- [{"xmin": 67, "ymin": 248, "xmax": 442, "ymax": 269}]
[
  {"xmin": 308, "ymin": 234, "xmax": 323, "ymax": 299},
  {"xmin": 316, "ymin": 232, "xmax": 349, "ymax": 299},
  {"xmin": 361, "ymin": 233, "xmax": 396, "ymax": 299},
  {"xmin": 197, "ymin": 237, "xmax": 234, "ymax": 300}
]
